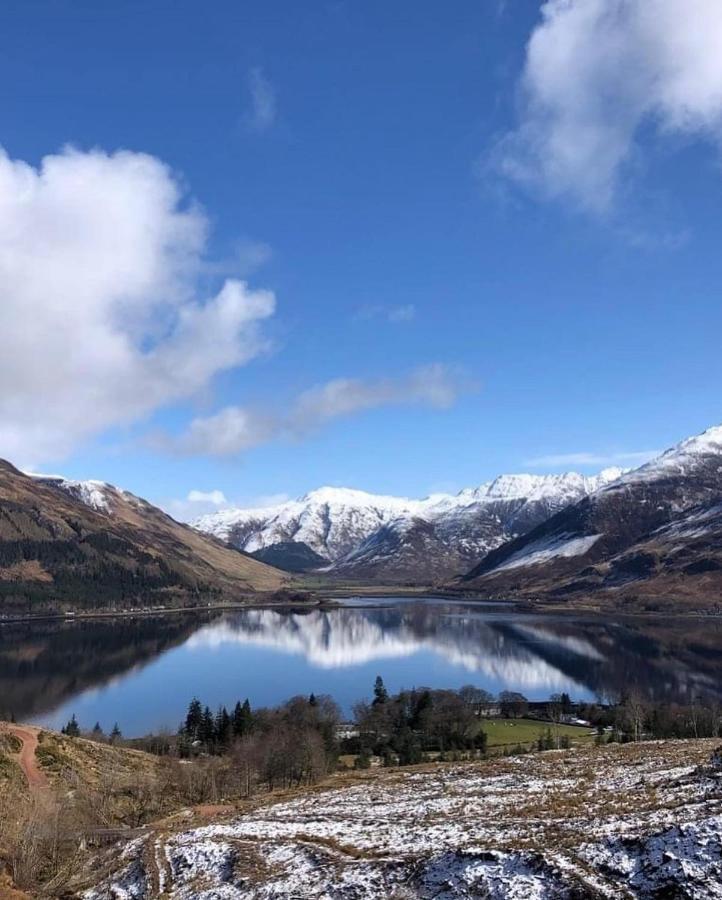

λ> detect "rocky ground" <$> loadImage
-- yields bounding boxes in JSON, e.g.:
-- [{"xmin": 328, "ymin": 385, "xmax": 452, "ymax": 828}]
[{"xmin": 81, "ymin": 739, "xmax": 722, "ymax": 899}]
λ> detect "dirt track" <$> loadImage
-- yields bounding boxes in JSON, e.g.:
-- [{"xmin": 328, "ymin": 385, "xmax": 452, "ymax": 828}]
[{"xmin": 3, "ymin": 724, "xmax": 49, "ymax": 791}]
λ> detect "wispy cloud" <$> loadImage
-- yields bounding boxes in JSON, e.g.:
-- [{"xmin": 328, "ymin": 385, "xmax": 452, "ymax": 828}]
[
  {"xmin": 525, "ymin": 449, "xmax": 660, "ymax": 469},
  {"xmin": 204, "ymin": 238, "xmax": 273, "ymax": 279},
  {"xmin": 354, "ymin": 304, "xmax": 416, "ymax": 324},
  {"xmin": 161, "ymin": 364, "xmax": 470, "ymax": 457},
  {"xmin": 246, "ymin": 67, "xmax": 276, "ymax": 133},
  {"xmin": 494, "ymin": 0, "xmax": 722, "ymax": 213},
  {"xmin": 290, "ymin": 364, "xmax": 459, "ymax": 433},
  {"xmin": 164, "ymin": 489, "xmax": 290, "ymax": 523},
  {"xmin": 187, "ymin": 489, "xmax": 227, "ymax": 505}
]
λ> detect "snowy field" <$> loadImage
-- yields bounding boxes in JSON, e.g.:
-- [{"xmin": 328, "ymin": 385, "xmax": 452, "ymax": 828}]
[{"xmin": 83, "ymin": 740, "xmax": 722, "ymax": 898}]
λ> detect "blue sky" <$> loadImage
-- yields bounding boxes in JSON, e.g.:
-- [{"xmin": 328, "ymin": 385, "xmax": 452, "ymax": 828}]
[{"xmin": 1, "ymin": 0, "xmax": 721, "ymax": 517}]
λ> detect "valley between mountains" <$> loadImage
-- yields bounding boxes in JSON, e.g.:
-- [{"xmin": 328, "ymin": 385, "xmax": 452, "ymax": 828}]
[{"xmin": 1, "ymin": 423, "xmax": 721, "ymax": 614}]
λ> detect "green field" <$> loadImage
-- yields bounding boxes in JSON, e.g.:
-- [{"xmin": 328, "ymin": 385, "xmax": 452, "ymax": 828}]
[{"xmin": 480, "ymin": 718, "xmax": 595, "ymax": 748}]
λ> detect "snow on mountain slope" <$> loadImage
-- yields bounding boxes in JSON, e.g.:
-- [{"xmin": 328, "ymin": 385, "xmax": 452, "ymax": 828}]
[
  {"xmin": 32, "ymin": 475, "xmax": 116, "ymax": 512},
  {"xmin": 193, "ymin": 470, "xmax": 623, "ymax": 582},
  {"xmin": 195, "ymin": 486, "xmax": 420, "ymax": 562},
  {"xmin": 331, "ymin": 470, "xmax": 623, "ymax": 583},
  {"xmin": 490, "ymin": 533, "xmax": 603, "ymax": 572},
  {"xmin": 30, "ymin": 473, "xmax": 155, "ymax": 516},
  {"xmin": 462, "ymin": 424, "xmax": 722, "ymax": 607},
  {"xmin": 606, "ymin": 424, "xmax": 722, "ymax": 486}
]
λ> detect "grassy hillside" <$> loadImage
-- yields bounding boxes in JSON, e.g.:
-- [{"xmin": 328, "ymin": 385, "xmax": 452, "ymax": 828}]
[
  {"xmin": 0, "ymin": 724, "xmax": 173, "ymax": 895},
  {"xmin": 0, "ymin": 460, "xmax": 286, "ymax": 613}
]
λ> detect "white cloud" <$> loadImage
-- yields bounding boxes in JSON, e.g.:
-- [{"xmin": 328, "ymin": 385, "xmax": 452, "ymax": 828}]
[
  {"xmin": 164, "ymin": 489, "xmax": 290, "ymax": 523},
  {"xmin": 496, "ymin": 0, "xmax": 722, "ymax": 212},
  {"xmin": 0, "ymin": 145, "xmax": 275, "ymax": 465},
  {"xmin": 246, "ymin": 67, "xmax": 276, "ymax": 133},
  {"xmin": 187, "ymin": 489, "xmax": 227, "ymax": 505},
  {"xmin": 525, "ymin": 449, "xmax": 660, "ymax": 468},
  {"xmin": 170, "ymin": 406, "xmax": 279, "ymax": 456},
  {"xmin": 165, "ymin": 364, "xmax": 466, "ymax": 457}
]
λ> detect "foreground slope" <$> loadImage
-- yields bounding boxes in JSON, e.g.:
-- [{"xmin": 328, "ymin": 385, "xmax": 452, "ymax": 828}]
[
  {"xmin": 0, "ymin": 461, "xmax": 284, "ymax": 611},
  {"xmin": 461, "ymin": 425, "xmax": 722, "ymax": 610},
  {"xmin": 81, "ymin": 739, "xmax": 722, "ymax": 898},
  {"xmin": 0, "ymin": 721, "xmax": 183, "ymax": 897},
  {"xmin": 195, "ymin": 472, "xmax": 622, "ymax": 583}
]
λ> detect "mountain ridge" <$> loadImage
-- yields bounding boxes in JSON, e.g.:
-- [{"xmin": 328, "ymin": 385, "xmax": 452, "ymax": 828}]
[
  {"xmin": 459, "ymin": 424, "xmax": 722, "ymax": 610},
  {"xmin": 193, "ymin": 469, "xmax": 624, "ymax": 583}
]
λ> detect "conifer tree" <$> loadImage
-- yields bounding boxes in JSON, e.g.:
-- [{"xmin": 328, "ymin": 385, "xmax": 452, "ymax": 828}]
[
  {"xmin": 64, "ymin": 714, "xmax": 80, "ymax": 737},
  {"xmin": 232, "ymin": 701, "xmax": 244, "ymax": 736},
  {"xmin": 232, "ymin": 699, "xmax": 253, "ymax": 737},
  {"xmin": 372, "ymin": 676, "xmax": 389, "ymax": 707},
  {"xmin": 215, "ymin": 706, "xmax": 232, "ymax": 748},
  {"xmin": 185, "ymin": 698, "xmax": 203, "ymax": 739},
  {"xmin": 200, "ymin": 706, "xmax": 215, "ymax": 746}
]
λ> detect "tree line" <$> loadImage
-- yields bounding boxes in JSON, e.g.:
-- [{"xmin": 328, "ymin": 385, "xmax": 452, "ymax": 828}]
[{"xmin": 61, "ymin": 677, "xmax": 722, "ymax": 775}]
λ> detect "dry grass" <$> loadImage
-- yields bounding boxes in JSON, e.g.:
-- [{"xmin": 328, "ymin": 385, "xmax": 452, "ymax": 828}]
[
  {"xmin": 74, "ymin": 738, "xmax": 722, "ymax": 898},
  {"xmin": 0, "ymin": 560, "xmax": 53, "ymax": 583}
]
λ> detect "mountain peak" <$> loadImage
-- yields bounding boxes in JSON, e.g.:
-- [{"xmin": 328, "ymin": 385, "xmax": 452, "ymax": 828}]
[
  {"xmin": 607, "ymin": 424, "xmax": 722, "ymax": 489},
  {"xmin": 300, "ymin": 486, "xmax": 413, "ymax": 510},
  {"xmin": 480, "ymin": 469, "xmax": 622, "ymax": 502},
  {"xmin": 662, "ymin": 424, "xmax": 722, "ymax": 462}
]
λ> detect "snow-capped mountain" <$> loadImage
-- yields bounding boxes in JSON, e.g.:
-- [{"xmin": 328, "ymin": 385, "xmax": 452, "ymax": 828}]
[
  {"xmin": 461, "ymin": 425, "xmax": 722, "ymax": 609},
  {"xmin": 193, "ymin": 469, "xmax": 623, "ymax": 582},
  {"xmin": 194, "ymin": 486, "xmax": 418, "ymax": 564}
]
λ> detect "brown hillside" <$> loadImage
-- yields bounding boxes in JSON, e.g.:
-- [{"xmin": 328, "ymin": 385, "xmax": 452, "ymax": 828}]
[{"xmin": 0, "ymin": 461, "xmax": 285, "ymax": 612}]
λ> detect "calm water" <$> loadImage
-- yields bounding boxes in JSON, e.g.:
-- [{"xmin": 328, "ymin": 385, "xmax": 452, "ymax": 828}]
[{"xmin": 2, "ymin": 597, "xmax": 722, "ymax": 736}]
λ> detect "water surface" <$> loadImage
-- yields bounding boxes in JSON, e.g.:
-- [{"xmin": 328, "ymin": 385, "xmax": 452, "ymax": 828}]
[{"xmin": 2, "ymin": 597, "xmax": 721, "ymax": 736}]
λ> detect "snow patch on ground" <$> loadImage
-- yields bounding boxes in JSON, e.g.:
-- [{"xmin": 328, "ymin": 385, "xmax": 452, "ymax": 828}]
[
  {"xmin": 83, "ymin": 741, "xmax": 722, "ymax": 899},
  {"xmin": 581, "ymin": 815, "xmax": 722, "ymax": 898}
]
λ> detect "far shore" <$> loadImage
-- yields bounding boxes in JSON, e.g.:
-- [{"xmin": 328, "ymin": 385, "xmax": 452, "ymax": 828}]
[{"xmin": 0, "ymin": 583, "xmax": 720, "ymax": 625}]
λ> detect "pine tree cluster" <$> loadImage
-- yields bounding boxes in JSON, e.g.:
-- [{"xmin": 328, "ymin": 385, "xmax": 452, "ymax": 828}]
[{"xmin": 177, "ymin": 697, "xmax": 254, "ymax": 755}]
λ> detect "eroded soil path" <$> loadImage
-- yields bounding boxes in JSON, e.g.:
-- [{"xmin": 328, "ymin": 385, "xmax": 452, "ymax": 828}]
[{"xmin": 2, "ymin": 724, "xmax": 49, "ymax": 791}]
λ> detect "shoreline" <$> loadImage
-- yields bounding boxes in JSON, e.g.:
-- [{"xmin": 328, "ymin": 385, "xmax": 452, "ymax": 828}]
[{"xmin": 1, "ymin": 587, "xmax": 720, "ymax": 625}]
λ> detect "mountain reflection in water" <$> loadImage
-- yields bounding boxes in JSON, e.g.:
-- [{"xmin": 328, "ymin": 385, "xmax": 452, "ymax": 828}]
[{"xmin": 2, "ymin": 599, "xmax": 721, "ymax": 736}]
